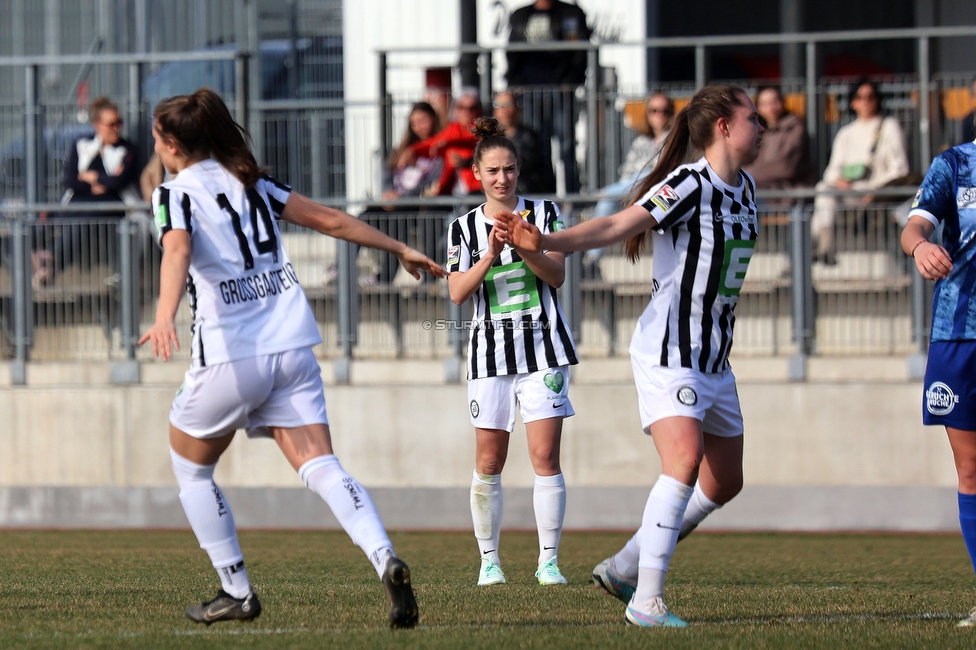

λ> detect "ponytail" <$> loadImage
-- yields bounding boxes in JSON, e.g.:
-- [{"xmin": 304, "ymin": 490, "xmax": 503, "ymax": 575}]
[
  {"xmin": 623, "ymin": 84, "xmax": 749, "ymax": 262},
  {"xmin": 153, "ymin": 88, "xmax": 265, "ymax": 187}
]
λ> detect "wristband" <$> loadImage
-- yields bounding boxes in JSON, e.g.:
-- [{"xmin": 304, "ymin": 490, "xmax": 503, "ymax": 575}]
[{"xmin": 911, "ymin": 240, "xmax": 926, "ymax": 258}]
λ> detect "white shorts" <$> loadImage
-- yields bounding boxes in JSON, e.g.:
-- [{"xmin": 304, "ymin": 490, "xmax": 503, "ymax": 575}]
[
  {"xmin": 631, "ymin": 356, "xmax": 743, "ymax": 438},
  {"xmin": 170, "ymin": 347, "xmax": 328, "ymax": 439},
  {"xmin": 467, "ymin": 366, "xmax": 575, "ymax": 431}
]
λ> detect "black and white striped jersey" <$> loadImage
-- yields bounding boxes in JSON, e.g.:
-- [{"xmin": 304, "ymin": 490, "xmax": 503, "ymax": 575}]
[
  {"xmin": 629, "ymin": 158, "xmax": 759, "ymax": 373},
  {"xmin": 447, "ymin": 197, "xmax": 579, "ymax": 380},
  {"xmin": 151, "ymin": 159, "xmax": 322, "ymax": 367}
]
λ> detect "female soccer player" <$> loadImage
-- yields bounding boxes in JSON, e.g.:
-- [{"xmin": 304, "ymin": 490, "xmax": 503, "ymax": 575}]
[
  {"xmin": 447, "ymin": 117, "xmax": 579, "ymax": 587},
  {"xmin": 901, "ymin": 135, "xmax": 976, "ymax": 627},
  {"xmin": 140, "ymin": 88, "xmax": 444, "ymax": 628},
  {"xmin": 495, "ymin": 85, "xmax": 764, "ymax": 627}
]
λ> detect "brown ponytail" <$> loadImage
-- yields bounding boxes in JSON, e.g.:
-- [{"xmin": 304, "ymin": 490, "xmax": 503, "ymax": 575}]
[
  {"xmin": 153, "ymin": 87, "xmax": 265, "ymax": 187},
  {"xmin": 471, "ymin": 116, "xmax": 518, "ymax": 167},
  {"xmin": 623, "ymin": 84, "xmax": 749, "ymax": 261}
]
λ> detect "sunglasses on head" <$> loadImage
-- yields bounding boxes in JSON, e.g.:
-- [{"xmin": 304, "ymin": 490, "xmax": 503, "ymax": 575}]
[{"xmin": 101, "ymin": 119, "xmax": 123, "ymax": 128}]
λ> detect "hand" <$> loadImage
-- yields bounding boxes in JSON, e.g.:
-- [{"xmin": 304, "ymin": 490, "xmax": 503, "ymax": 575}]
[
  {"xmin": 913, "ymin": 241, "xmax": 953, "ymax": 281},
  {"xmin": 397, "ymin": 247, "xmax": 448, "ymax": 280},
  {"xmin": 396, "ymin": 150, "xmax": 417, "ymax": 169},
  {"xmin": 381, "ymin": 190, "xmax": 398, "ymax": 202},
  {"xmin": 138, "ymin": 318, "xmax": 180, "ymax": 361},
  {"xmin": 493, "ymin": 211, "xmax": 543, "ymax": 253},
  {"xmin": 833, "ymin": 179, "xmax": 852, "ymax": 191},
  {"xmin": 860, "ymin": 193, "xmax": 874, "ymax": 206},
  {"xmin": 91, "ymin": 183, "xmax": 106, "ymax": 195},
  {"xmin": 430, "ymin": 141, "xmax": 446, "ymax": 156},
  {"xmin": 78, "ymin": 170, "xmax": 99, "ymax": 185},
  {"xmin": 448, "ymin": 152, "xmax": 464, "ymax": 167},
  {"xmin": 486, "ymin": 223, "xmax": 507, "ymax": 259}
]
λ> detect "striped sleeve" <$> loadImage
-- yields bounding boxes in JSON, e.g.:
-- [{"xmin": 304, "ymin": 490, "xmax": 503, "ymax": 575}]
[
  {"xmin": 637, "ymin": 168, "xmax": 701, "ymax": 232},
  {"xmin": 447, "ymin": 218, "xmax": 470, "ymax": 273},
  {"xmin": 259, "ymin": 175, "xmax": 292, "ymax": 219},
  {"xmin": 541, "ymin": 200, "xmax": 564, "ymax": 235},
  {"xmin": 152, "ymin": 185, "xmax": 190, "ymax": 244}
]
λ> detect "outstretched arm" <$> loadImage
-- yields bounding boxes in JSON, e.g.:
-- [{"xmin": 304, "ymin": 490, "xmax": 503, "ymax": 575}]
[
  {"xmin": 495, "ymin": 203, "xmax": 656, "ymax": 253},
  {"xmin": 281, "ymin": 193, "xmax": 446, "ymax": 280},
  {"xmin": 138, "ymin": 229, "xmax": 190, "ymax": 361}
]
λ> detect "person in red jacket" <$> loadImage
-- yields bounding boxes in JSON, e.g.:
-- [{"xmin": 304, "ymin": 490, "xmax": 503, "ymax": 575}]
[{"xmin": 403, "ymin": 91, "xmax": 483, "ymax": 196}]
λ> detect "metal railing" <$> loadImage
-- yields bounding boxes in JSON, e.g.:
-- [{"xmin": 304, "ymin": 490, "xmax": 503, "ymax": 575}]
[{"xmin": 0, "ymin": 188, "xmax": 929, "ymax": 384}]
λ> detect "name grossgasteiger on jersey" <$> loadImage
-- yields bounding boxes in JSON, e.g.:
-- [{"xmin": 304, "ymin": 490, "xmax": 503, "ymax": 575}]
[
  {"xmin": 447, "ymin": 197, "xmax": 578, "ymax": 380},
  {"xmin": 630, "ymin": 157, "xmax": 759, "ymax": 374},
  {"xmin": 151, "ymin": 159, "xmax": 322, "ymax": 367}
]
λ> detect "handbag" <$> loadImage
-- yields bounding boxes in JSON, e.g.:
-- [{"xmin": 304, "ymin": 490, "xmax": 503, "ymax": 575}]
[{"xmin": 840, "ymin": 120, "xmax": 884, "ymax": 182}]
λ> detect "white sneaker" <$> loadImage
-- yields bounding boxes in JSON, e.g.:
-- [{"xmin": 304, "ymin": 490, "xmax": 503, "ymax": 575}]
[
  {"xmin": 535, "ymin": 557, "xmax": 568, "ymax": 585},
  {"xmin": 625, "ymin": 597, "xmax": 689, "ymax": 628},
  {"xmin": 478, "ymin": 562, "xmax": 506, "ymax": 586},
  {"xmin": 958, "ymin": 607, "xmax": 976, "ymax": 627}
]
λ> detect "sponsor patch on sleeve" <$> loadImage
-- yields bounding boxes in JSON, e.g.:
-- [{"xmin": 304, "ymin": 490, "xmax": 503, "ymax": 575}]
[
  {"xmin": 551, "ymin": 220, "xmax": 565, "ymax": 232},
  {"xmin": 650, "ymin": 184, "xmax": 681, "ymax": 212},
  {"xmin": 911, "ymin": 187, "xmax": 922, "ymax": 209},
  {"xmin": 154, "ymin": 204, "xmax": 168, "ymax": 233},
  {"xmin": 447, "ymin": 245, "xmax": 460, "ymax": 266}
]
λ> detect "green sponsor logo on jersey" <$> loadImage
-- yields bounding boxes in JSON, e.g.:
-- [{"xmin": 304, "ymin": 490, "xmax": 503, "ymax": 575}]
[{"xmin": 484, "ymin": 261, "xmax": 541, "ymax": 316}]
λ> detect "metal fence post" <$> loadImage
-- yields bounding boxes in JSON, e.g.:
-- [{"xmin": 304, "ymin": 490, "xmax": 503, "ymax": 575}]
[
  {"xmin": 110, "ymin": 218, "xmax": 141, "ymax": 384},
  {"xmin": 789, "ymin": 201, "xmax": 813, "ymax": 380},
  {"xmin": 378, "ymin": 52, "xmax": 390, "ymax": 163},
  {"xmin": 585, "ymin": 47, "xmax": 599, "ymax": 193},
  {"xmin": 805, "ymin": 40, "xmax": 818, "ymax": 174},
  {"xmin": 695, "ymin": 45, "xmax": 707, "ymax": 90},
  {"xmin": 917, "ymin": 36, "xmax": 932, "ymax": 176},
  {"xmin": 479, "ymin": 50, "xmax": 492, "ymax": 112},
  {"xmin": 11, "ymin": 215, "xmax": 28, "ymax": 385},
  {"xmin": 335, "ymin": 239, "xmax": 356, "ymax": 383},
  {"xmin": 908, "ymin": 268, "xmax": 929, "ymax": 380},
  {"xmin": 561, "ymin": 201, "xmax": 582, "ymax": 345}
]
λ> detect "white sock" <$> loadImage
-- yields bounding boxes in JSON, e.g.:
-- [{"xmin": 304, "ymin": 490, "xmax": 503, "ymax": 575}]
[
  {"xmin": 611, "ymin": 530, "xmax": 641, "ymax": 583},
  {"xmin": 470, "ymin": 471, "xmax": 503, "ymax": 566},
  {"xmin": 299, "ymin": 455, "xmax": 394, "ymax": 579},
  {"xmin": 533, "ymin": 473, "xmax": 566, "ymax": 565},
  {"xmin": 634, "ymin": 475, "xmax": 694, "ymax": 608},
  {"xmin": 171, "ymin": 449, "xmax": 251, "ymax": 599},
  {"xmin": 678, "ymin": 482, "xmax": 722, "ymax": 541}
]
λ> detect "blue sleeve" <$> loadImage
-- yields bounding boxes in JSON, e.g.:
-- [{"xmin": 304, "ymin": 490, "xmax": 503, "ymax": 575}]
[{"xmin": 909, "ymin": 155, "xmax": 954, "ymax": 226}]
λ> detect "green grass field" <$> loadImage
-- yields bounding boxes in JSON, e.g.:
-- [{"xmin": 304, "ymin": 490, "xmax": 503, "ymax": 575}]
[{"xmin": 2, "ymin": 530, "xmax": 976, "ymax": 649}]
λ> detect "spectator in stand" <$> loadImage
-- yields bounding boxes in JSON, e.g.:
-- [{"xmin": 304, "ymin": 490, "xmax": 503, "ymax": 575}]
[
  {"xmin": 403, "ymin": 90, "xmax": 482, "ymax": 197},
  {"xmin": 506, "ymin": 0, "xmax": 591, "ymax": 193},
  {"xmin": 492, "ymin": 91, "xmax": 555, "ymax": 194},
  {"xmin": 36, "ymin": 97, "xmax": 139, "ymax": 285},
  {"xmin": 811, "ymin": 79, "xmax": 909, "ymax": 265},
  {"xmin": 743, "ymin": 86, "xmax": 809, "ymax": 192},
  {"xmin": 583, "ymin": 93, "xmax": 673, "ymax": 278},
  {"xmin": 63, "ymin": 97, "xmax": 139, "ymax": 213},
  {"xmin": 360, "ymin": 102, "xmax": 444, "ymax": 283}
]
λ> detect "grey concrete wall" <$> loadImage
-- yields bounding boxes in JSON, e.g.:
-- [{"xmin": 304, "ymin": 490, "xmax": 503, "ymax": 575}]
[{"xmin": 0, "ymin": 358, "xmax": 959, "ymax": 530}]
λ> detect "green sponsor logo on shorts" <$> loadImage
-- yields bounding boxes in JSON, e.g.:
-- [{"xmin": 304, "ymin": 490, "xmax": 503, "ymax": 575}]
[
  {"xmin": 175, "ymin": 380, "xmax": 184, "ymax": 397},
  {"xmin": 543, "ymin": 371, "xmax": 564, "ymax": 394}
]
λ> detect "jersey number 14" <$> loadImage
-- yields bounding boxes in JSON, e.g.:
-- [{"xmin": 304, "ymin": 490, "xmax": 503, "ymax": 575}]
[{"xmin": 217, "ymin": 188, "xmax": 279, "ymax": 271}]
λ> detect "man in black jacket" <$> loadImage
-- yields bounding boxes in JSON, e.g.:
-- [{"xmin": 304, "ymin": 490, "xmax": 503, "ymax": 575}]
[{"xmin": 506, "ymin": 0, "xmax": 591, "ymax": 192}]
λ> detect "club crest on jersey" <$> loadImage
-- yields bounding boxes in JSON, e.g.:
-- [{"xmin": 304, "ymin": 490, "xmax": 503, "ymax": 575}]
[
  {"xmin": 650, "ymin": 185, "xmax": 680, "ymax": 212},
  {"xmin": 958, "ymin": 187, "xmax": 976, "ymax": 210},
  {"xmin": 925, "ymin": 381, "xmax": 959, "ymax": 416},
  {"xmin": 676, "ymin": 386, "xmax": 698, "ymax": 406},
  {"xmin": 448, "ymin": 245, "xmax": 460, "ymax": 266},
  {"xmin": 911, "ymin": 187, "xmax": 923, "ymax": 208}
]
